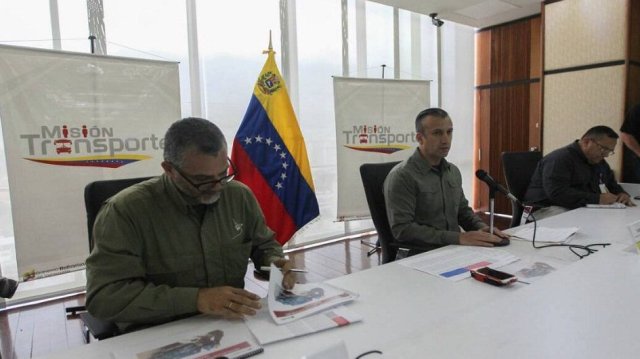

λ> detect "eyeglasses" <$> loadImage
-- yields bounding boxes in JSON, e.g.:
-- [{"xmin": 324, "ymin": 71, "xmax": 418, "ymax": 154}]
[
  {"xmin": 593, "ymin": 141, "xmax": 615, "ymax": 156},
  {"xmin": 172, "ymin": 157, "xmax": 237, "ymax": 191}
]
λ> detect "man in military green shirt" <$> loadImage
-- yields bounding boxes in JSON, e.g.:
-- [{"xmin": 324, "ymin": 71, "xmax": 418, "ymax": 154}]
[
  {"xmin": 86, "ymin": 118, "xmax": 295, "ymax": 332},
  {"xmin": 384, "ymin": 108, "xmax": 508, "ymax": 255}
]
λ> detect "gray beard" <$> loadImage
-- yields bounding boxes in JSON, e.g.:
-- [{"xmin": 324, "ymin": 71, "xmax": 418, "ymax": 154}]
[{"xmin": 199, "ymin": 191, "xmax": 221, "ymax": 205}]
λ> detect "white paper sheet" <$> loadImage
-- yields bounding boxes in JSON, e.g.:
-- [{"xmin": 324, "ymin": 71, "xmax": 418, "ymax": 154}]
[
  {"xmin": 399, "ymin": 246, "xmax": 519, "ymax": 281},
  {"xmin": 509, "ymin": 226, "xmax": 579, "ymax": 243}
]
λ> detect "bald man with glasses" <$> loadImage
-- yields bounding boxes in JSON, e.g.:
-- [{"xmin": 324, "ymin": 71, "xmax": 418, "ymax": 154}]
[
  {"xmin": 524, "ymin": 125, "xmax": 635, "ymax": 220},
  {"xmin": 86, "ymin": 117, "xmax": 295, "ymax": 333}
]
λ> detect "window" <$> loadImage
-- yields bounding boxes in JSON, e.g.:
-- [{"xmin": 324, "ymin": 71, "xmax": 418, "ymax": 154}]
[
  {"xmin": 103, "ymin": 0, "xmax": 191, "ymax": 117},
  {"xmin": 196, "ymin": 0, "xmax": 280, "ymax": 137},
  {"xmin": 58, "ymin": 0, "xmax": 90, "ymax": 53},
  {"xmin": 365, "ymin": 1, "xmax": 393, "ymax": 78},
  {"xmin": 0, "ymin": 0, "xmax": 52, "ymax": 49}
]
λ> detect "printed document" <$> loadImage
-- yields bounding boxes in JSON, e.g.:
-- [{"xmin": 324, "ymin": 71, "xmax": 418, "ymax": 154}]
[
  {"xmin": 399, "ymin": 245, "xmax": 519, "ymax": 281},
  {"xmin": 246, "ymin": 303, "xmax": 362, "ymax": 345},
  {"xmin": 266, "ymin": 264, "xmax": 358, "ymax": 324},
  {"xmin": 112, "ymin": 315, "xmax": 263, "ymax": 359}
]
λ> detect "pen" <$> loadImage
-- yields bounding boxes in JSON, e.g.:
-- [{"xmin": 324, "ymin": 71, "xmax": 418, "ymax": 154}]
[{"xmin": 260, "ymin": 266, "xmax": 308, "ymax": 273}]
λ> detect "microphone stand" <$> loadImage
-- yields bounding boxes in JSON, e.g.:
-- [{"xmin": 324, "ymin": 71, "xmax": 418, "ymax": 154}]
[{"xmin": 488, "ymin": 187, "xmax": 497, "ymax": 235}]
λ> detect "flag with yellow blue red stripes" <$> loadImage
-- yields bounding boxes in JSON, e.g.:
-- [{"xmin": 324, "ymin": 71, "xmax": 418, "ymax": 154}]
[{"xmin": 231, "ymin": 47, "xmax": 319, "ymax": 245}]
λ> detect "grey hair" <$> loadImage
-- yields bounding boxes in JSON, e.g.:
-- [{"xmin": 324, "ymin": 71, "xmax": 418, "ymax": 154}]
[{"xmin": 163, "ymin": 117, "xmax": 227, "ymax": 166}]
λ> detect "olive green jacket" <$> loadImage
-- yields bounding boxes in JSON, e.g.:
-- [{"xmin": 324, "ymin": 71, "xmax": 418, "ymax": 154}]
[
  {"xmin": 85, "ymin": 174, "xmax": 283, "ymax": 332},
  {"xmin": 384, "ymin": 149, "xmax": 486, "ymax": 251}
]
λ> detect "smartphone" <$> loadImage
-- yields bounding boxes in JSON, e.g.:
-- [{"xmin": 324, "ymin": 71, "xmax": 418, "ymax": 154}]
[{"xmin": 470, "ymin": 267, "xmax": 517, "ymax": 286}]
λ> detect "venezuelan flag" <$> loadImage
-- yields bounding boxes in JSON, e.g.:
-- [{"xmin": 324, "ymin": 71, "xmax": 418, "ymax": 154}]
[{"xmin": 231, "ymin": 48, "xmax": 319, "ymax": 245}]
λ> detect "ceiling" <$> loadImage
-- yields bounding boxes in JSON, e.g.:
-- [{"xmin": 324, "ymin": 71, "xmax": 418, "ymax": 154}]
[{"xmin": 370, "ymin": 0, "xmax": 543, "ymax": 29}]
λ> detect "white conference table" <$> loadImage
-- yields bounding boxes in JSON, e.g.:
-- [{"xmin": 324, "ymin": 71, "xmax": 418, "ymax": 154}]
[{"xmin": 41, "ymin": 192, "xmax": 640, "ymax": 359}]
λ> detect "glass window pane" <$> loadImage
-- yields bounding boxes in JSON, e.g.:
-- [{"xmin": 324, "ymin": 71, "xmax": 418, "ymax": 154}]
[
  {"xmin": 58, "ymin": 0, "xmax": 90, "ymax": 53},
  {"xmin": 399, "ymin": 9, "xmax": 411, "ymax": 79},
  {"xmin": 0, "ymin": 0, "xmax": 52, "ymax": 49},
  {"xmin": 347, "ymin": 0, "xmax": 357, "ymax": 77},
  {"xmin": 366, "ymin": 1, "xmax": 393, "ymax": 78},
  {"xmin": 196, "ymin": 0, "xmax": 280, "ymax": 138},
  {"xmin": 103, "ymin": 0, "xmax": 191, "ymax": 117},
  {"xmin": 297, "ymin": 0, "xmax": 372, "ymax": 239}
]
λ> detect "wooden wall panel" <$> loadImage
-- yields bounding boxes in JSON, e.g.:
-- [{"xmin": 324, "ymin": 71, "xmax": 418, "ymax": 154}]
[
  {"xmin": 476, "ymin": 30, "xmax": 492, "ymax": 87},
  {"xmin": 488, "ymin": 84, "xmax": 531, "ymax": 213},
  {"xmin": 530, "ymin": 17, "xmax": 542, "ymax": 79},
  {"xmin": 629, "ymin": 0, "xmax": 640, "ymax": 62},
  {"xmin": 491, "ymin": 21, "xmax": 531, "ymax": 83},
  {"xmin": 623, "ymin": 64, "xmax": 640, "ymax": 181},
  {"xmin": 544, "ymin": 66, "xmax": 626, "ymax": 174},
  {"xmin": 529, "ymin": 82, "xmax": 542, "ymax": 150},
  {"xmin": 474, "ymin": 89, "xmax": 491, "ymax": 210},
  {"xmin": 545, "ymin": 0, "xmax": 626, "ymax": 71},
  {"xmin": 474, "ymin": 16, "xmax": 542, "ymax": 215},
  {"xmin": 628, "ymin": 65, "xmax": 640, "ymax": 107}
]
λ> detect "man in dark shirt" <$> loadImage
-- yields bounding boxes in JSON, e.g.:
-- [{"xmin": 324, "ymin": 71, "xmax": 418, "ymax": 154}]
[
  {"xmin": 620, "ymin": 103, "xmax": 640, "ymax": 183},
  {"xmin": 524, "ymin": 126, "xmax": 634, "ymax": 219}
]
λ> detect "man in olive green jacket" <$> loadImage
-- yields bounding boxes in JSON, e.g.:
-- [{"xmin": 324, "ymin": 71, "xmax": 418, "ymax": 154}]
[
  {"xmin": 86, "ymin": 118, "xmax": 295, "ymax": 333},
  {"xmin": 384, "ymin": 108, "xmax": 508, "ymax": 255}
]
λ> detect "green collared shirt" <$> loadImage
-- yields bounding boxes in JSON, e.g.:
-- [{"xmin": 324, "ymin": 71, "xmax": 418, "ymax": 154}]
[
  {"xmin": 384, "ymin": 149, "xmax": 486, "ymax": 250},
  {"xmin": 85, "ymin": 174, "xmax": 283, "ymax": 332}
]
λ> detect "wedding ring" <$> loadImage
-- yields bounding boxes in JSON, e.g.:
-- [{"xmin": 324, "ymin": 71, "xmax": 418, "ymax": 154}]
[{"xmin": 226, "ymin": 302, "xmax": 233, "ymax": 310}]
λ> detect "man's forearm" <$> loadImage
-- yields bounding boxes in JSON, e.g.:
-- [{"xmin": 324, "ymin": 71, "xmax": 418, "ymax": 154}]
[
  {"xmin": 87, "ymin": 280, "xmax": 199, "ymax": 324},
  {"xmin": 621, "ymin": 132, "xmax": 640, "ymax": 157}
]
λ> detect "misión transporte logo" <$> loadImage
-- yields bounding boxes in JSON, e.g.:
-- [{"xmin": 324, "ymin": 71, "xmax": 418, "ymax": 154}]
[
  {"xmin": 19, "ymin": 124, "xmax": 163, "ymax": 168},
  {"xmin": 341, "ymin": 124, "xmax": 416, "ymax": 154}
]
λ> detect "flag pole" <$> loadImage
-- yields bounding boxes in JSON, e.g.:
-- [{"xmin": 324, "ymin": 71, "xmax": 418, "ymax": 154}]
[{"xmin": 263, "ymin": 30, "xmax": 274, "ymax": 54}]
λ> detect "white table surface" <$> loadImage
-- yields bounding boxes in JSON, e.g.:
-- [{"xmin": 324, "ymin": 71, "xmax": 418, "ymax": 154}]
[{"xmin": 40, "ymin": 204, "xmax": 640, "ymax": 359}]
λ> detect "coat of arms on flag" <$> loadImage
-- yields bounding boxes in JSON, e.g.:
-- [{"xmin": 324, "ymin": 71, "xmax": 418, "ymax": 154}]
[{"xmin": 231, "ymin": 42, "xmax": 319, "ymax": 245}]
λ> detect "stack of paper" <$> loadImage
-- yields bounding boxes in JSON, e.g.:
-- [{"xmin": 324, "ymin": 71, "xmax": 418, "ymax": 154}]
[
  {"xmin": 245, "ymin": 264, "xmax": 361, "ymax": 345},
  {"xmin": 509, "ymin": 226, "xmax": 579, "ymax": 243}
]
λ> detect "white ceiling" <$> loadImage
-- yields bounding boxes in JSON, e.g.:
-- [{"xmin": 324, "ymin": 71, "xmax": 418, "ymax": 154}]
[{"xmin": 370, "ymin": 0, "xmax": 543, "ymax": 29}]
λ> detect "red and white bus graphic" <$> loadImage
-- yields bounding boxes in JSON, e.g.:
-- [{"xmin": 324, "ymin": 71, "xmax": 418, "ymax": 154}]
[{"xmin": 54, "ymin": 139, "xmax": 72, "ymax": 154}]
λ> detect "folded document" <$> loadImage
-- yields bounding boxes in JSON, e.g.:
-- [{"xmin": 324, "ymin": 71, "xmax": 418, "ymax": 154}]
[{"xmin": 265, "ymin": 264, "xmax": 358, "ymax": 325}]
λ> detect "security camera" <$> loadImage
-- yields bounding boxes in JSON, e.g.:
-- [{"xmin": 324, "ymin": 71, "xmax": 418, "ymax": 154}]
[{"xmin": 429, "ymin": 13, "xmax": 444, "ymax": 27}]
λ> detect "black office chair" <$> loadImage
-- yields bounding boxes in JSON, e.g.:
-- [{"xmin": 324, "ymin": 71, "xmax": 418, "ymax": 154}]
[
  {"xmin": 66, "ymin": 176, "xmax": 154, "ymax": 342},
  {"xmin": 501, "ymin": 151, "xmax": 542, "ymax": 228},
  {"xmin": 360, "ymin": 162, "xmax": 428, "ymax": 264}
]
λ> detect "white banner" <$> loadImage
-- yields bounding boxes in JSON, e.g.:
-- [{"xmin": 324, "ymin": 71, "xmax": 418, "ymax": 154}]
[
  {"xmin": 0, "ymin": 45, "xmax": 180, "ymax": 277},
  {"xmin": 333, "ymin": 77, "xmax": 430, "ymax": 220}
]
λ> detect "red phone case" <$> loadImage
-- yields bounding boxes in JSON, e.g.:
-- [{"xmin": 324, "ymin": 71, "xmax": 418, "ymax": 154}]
[{"xmin": 470, "ymin": 268, "xmax": 517, "ymax": 286}]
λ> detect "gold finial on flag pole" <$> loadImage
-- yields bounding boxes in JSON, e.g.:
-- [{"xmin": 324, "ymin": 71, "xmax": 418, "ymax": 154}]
[{"xmin": 263, "ymin": 30, "xmax": 274, "ymax": 54}]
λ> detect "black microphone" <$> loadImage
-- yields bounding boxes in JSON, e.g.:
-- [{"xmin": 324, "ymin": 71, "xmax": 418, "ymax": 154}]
[{"xmin": 475, "ymin": 169, "xmax": 521, "ymax": 204}]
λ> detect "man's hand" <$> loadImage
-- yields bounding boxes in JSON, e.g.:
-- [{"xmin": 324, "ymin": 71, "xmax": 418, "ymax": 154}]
[
  {"xmin": 459, "ymin": 230, "xmax": 505, "ymax": 247},
  {"xmin": 272, "ymin": 258, "xmax": 296, "ymax": 290},
  {"xmin": 196, "ymin": 287, "xmax": 261, "ymax": 319},
  {"xmin": 479, "ymin": 226, "xmax": 509, "ymax": 239},
  {"xmin": 615, "ymin": 192, "xmax": 636, "ymax": 206},
  {"xmin": 599, "ymin": 192, "xmax": 618, "ymax": 204}
]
